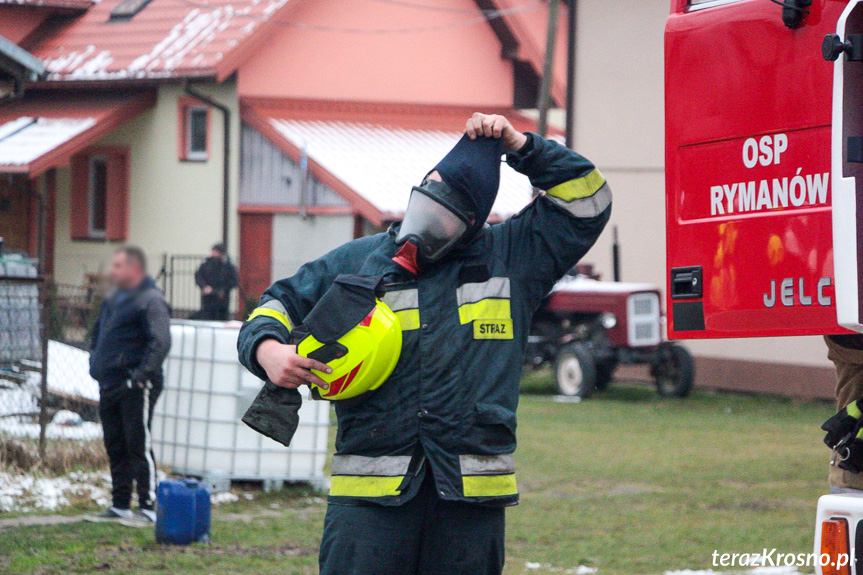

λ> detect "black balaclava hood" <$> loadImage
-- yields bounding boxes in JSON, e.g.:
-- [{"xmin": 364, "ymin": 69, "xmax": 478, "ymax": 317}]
[
  {"xmin": 393, "ymin": 135, "xmax": 503, "ymax": 274},
  {"xmin": 432, "ymin": 134, "xmax": 503, "ymax": 237}
]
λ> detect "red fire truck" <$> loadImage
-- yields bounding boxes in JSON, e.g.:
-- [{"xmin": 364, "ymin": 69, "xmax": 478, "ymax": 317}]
[{"xmin": 666, "ymin": 0, "xmax": 863, "ymax": 572}]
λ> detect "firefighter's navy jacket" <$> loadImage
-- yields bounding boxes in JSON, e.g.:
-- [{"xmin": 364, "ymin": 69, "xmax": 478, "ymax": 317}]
[{"xmin": 238, "ymin": 133, "xmax": 612, "ymax": 507}]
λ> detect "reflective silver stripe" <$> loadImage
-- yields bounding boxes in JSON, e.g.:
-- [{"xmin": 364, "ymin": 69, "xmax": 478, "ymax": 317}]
[
  {"xmin": 459, "ymin": 454, "xmax": 515, "ymax": 476},
  {"xmin": 382, "ymin": 289, "xmax": 419, "ymax": 312},
  {"xmin": 456, "ymin": 277, "xmax": 511, "ymax": 306},
  {"xmin": 547, "ymin": 182, "xmax": 612, "ymax": 218},
  {"xmin": 331, "ymin": 454, "xmax": 413, "ymax": 477},
  {"xmin": 260, "ymin": 299, "xmax": 289, "ymax": 315}
]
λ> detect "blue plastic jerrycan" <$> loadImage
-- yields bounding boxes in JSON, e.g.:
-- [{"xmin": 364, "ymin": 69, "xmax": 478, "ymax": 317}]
[{"xmin": 155, "ymin": 479, "xmax": 211, "ymax": 544}]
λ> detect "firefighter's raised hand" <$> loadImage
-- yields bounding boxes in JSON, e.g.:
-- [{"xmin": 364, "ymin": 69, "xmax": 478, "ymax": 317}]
[
  {"xmin": 465, "ymin": 112, "xmax": 528, "ymax": 152},
  {"xmin": 256, "ymin": 339, "xmax": 331, "ymax": 390}
]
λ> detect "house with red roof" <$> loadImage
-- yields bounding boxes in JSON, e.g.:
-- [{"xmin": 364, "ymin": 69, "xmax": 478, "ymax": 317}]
[{"xmin": 0, "ymin": 0, "xmax": 569, "ymax": 312}]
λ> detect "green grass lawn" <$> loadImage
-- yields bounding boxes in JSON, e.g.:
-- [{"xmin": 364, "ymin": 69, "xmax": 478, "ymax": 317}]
[{"xmin": 0, "ymin": 377, "xmax": 836, "ymax": 575}]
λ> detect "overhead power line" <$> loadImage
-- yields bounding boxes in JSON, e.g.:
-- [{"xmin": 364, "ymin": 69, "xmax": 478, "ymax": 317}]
[
  {"xmin": 170, "ymin": 0, "xmax": 543, "ymax": 35},
  {"xmin": 364, "ymin": 0, "xmax": 501, "ymax": 14},
  {"xmin": 273, "ymin": 0, "xmax": 543, "ymax": 34}
]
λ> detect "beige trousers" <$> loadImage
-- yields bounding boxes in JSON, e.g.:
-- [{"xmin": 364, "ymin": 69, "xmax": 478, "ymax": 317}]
[{"xmin": 826, "ymin": 335, "xmax": 863, "ymax": 490}]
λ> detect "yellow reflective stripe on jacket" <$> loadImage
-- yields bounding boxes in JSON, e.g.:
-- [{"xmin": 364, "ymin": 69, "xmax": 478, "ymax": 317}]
[
  {"xmin": 546, "ymin": 168, "xmax": 606, "ymax": 201},
  {"xmin": 329, "ymin": 475, "xmax": 404, "ymax": 497},
  {"xmin": 395, "ymin": 309, "xmax": 421, "ymax": 331},
  {"xmin": 329, "ymin": 454, "xmax": 411, "ymax": 497},
  {"xmin": 462, "ymin": 474, "xmax": 518, "ymax": 497},
  {"xmin": 246, "ymin": 303, "xmax": 292, "ymax": 332},
  {"xmin": 458, "ymin": 299, "xmax": 511, "ymax": 325},
  {"xmin": 849, "ymin": 401, "xmax": 862, "ymax": 419},
  {"xmin": 456, "ymin": 278, "xmax": 510, "ymax": 306},
  {"xmin": 382, "ymin": 289, "xmax": 420, "ymax": 331}
]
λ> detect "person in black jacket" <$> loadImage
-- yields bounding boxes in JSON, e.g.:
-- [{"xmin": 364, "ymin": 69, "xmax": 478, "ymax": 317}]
[
  {"xmin": 84, "ymin": 246, "xmax": 171, "ymax": 528},
  {"xmin": 191, "ymin": 243, "xmax": 238, "ymax": 321}
]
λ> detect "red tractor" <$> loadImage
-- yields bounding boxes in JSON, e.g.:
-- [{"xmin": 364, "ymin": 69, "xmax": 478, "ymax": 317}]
[{"xmin": 527, "ymin": 271, "xmax": 694, "ymax": 399}]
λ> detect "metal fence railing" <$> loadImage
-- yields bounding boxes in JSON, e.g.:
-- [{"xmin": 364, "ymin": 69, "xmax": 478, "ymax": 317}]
[
  {"xmin": 158, "ymin": 254, "xmax": 208, "ymax": 319},
  {"xmin": 157, "ymin": 253, "xmax": 244, "ymax": 320}
]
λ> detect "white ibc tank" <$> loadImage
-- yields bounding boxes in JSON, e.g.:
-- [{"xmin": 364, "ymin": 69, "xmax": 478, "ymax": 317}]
[{"xmin": 152, "ymin": 321, "xmax": 330, "ymax": 485}]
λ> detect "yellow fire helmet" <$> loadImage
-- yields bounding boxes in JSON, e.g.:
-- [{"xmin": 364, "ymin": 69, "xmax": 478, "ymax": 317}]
[{"xmin": 296, "ymin": 299, "xmax": 402, "ymax": 401}]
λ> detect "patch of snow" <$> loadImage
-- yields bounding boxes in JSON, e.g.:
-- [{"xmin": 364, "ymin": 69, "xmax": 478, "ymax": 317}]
[
  {"xmin": 67, "ymin": 50, "xmax": 114, "ymax": 80},
  {"xmin": 51, "ymin": 410, "xmax": 84, "ymax": 426},
  {"xmin": 551, "ymin": 275, "xmax": 657, "ymax": 295},
  {"xmin": 210, "ymin": 491, "xmax": 238, "ymax": 505},
  {"xmin": 0, "ymin": 118, "xmax": 96, "ymax": 166},
  {"xmin": 525, "ymin": 564, "xmax": 597, "ymax": 574},
  {"xmin": 0, "ymin": 419, "xmax": 102, "ymax": 440},
  {"xmin": 44, "ymin": 340, "xmax": 99, "ymax": 403},
  {"xmin": 0, "ymin": 340, "xmax": 100, "ymax": 439},
  {"xmin": 0, "ymin": 471, "xmax": 111, "ymax": 513}
]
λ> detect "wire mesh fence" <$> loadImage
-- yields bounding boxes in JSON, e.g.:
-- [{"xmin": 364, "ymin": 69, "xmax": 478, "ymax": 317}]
[
  {"xmin": 0, "ymin": 269, "xmax": 102, "ymax": 463},
  {"xmin": 0, "ymin": 251, "xmax": 225, "ymax": 471}
]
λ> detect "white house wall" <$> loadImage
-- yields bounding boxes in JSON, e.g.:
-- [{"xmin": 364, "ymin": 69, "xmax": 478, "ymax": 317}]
[
  {"xmin": 51, "ymin": 82, "xmax": 240, "ymax": 285},
  {"xmin": 271, "ymin": 214, "xmax": 355, "ymax": 281}
]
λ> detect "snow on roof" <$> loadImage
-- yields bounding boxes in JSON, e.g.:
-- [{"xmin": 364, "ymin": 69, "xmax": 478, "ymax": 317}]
[
  {"xmin": 0, "ymin": 117, "xmax": 96, "ymax": 166},
  {"xmin": 268, "ymin": 118, "xmax": 534, "ymax": 221},
  {"xmin": 551, "ymin": 276, "xmax": 658, "ymax": 294},
  {"xmin": 0, "ymin": 91, "xmax": 155, "ymax": 174},
  {"xmin": 33, "ymin": 0, "xmax": 292, "ymax": 81},
  {"xmin": 0, "ymin": 0, "xmax": 93, "ymax": 9}
]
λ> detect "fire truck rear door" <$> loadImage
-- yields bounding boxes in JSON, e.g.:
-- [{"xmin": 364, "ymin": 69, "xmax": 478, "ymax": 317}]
[{"xmin": 665, "ymin": 0, "xmax": 857, "ymax": 339}]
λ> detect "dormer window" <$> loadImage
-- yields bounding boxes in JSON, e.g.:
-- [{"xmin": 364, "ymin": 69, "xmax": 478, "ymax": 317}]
[{"xmin": 109, "ymin": 0, "xmax": 154, "ymax": 21}]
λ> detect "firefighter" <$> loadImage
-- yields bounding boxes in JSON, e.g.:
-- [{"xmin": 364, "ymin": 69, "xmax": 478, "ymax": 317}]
[{"xmin": 237, "ymin": 113, "xmax": 612, "ymax": 574}]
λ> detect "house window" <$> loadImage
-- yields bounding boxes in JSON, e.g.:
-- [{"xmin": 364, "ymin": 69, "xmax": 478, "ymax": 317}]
[
  {"xmin": 179, "ymin": 100, "xmax": 209, "ymax": 161},
  {"xmin": 70, "ymin": 147, "xmax": 129, "ymax": 241},
  {"xmin": 88, "ymin": 156, "xmax": 108, "ymax": 238}
]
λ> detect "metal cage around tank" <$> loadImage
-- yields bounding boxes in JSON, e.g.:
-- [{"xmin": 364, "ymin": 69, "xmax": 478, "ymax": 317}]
[{"xmin": 151, "ymin": 320, "xmax": 331, "ymax": 488}]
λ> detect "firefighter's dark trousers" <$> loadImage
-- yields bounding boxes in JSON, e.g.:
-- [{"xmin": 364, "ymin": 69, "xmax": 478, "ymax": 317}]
[
  {"xmin": 99, "ymin": 381, "xmax": 161, "ymax": 510},
  {"xmin": 319, "ymin": 467, "xmax": 505, "ymax": 575}
]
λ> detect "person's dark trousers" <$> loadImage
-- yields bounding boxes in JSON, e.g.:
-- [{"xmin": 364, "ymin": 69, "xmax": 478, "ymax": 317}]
[
  {"xmin": 99, "ymin": 379, "xmax": 162, "ymax": 510},
  {"xmin": 190, "ymin": 296, "xmax": 230, "ymax": 321},
  {"xmin": 319, "ymin": 467, "xmax": 505, "ymax": 575}
]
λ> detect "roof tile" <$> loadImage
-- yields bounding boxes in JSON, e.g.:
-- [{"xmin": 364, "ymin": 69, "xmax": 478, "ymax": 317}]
[{"xmin": 32, "ymin": 0, "xmax": 291, "ymax": 80}]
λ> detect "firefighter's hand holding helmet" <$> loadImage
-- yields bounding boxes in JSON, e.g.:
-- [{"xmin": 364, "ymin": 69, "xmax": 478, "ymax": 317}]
[
  {"xmin": 464, "ymin": 112, "xmax": 527, "ymax": 152},
  {"xmin": 256, "ymin": 339, "xmax": 331, "ymax": 391}
]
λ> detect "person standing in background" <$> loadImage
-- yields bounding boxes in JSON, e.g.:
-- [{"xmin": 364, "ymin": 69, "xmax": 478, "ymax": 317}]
[
  {"xmin": 191, "ymin": 243, "xmax": 238, "ymax": 321},
  {"xmin": 85, "ymin": 246, "xmax": 171, "ymax": 527}
]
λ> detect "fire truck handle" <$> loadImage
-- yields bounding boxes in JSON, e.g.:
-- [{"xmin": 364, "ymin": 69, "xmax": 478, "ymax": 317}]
[{"xmin": 823, "ymin": 33, "xmax": 863, "ymax": 62}]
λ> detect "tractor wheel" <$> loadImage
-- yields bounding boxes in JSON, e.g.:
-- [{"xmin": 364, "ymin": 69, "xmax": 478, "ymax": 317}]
[
  {"xmin": 653, "ymin": 343, "xmax": 695, "ymax": 398},
  {"xmin": 594, "ymin": 359, "xmax": 618, "ymax": 391},
  {"xmin": 554, "ymin": 343, "xmax": 597, "ymax": 399}
]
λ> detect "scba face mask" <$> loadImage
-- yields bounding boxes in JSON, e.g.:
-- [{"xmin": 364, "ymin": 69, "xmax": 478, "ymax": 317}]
[{"xmin": 394, "ymin": 180, "xmax": 476, "ymax": 272}]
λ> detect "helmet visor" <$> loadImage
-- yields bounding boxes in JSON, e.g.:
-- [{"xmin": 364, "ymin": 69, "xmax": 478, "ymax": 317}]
[{"xmin": 396, "ymin": 187, "xmax": 469, "ymax": 261}]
